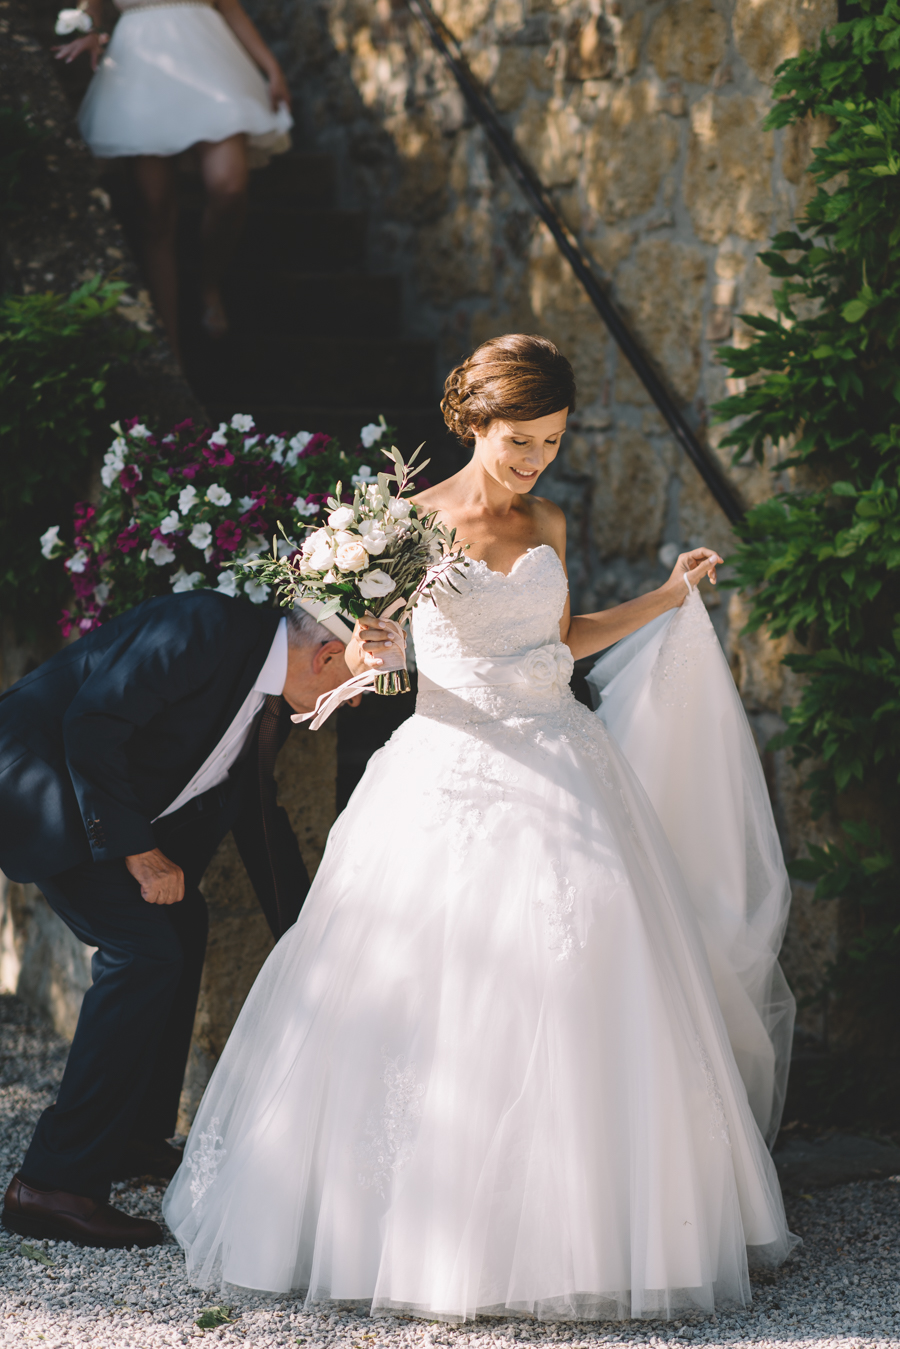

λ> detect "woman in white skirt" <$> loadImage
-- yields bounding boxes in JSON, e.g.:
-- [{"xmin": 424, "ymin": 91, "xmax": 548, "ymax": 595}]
[{"xmin": 55, "ymin": 0, "xmax": 293, "ymax": 357}]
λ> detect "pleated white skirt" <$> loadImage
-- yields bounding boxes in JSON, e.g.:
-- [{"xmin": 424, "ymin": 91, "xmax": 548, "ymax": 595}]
[{"xmin": 78, "ymin": 2, "xmax": 292, "ymax": 159}]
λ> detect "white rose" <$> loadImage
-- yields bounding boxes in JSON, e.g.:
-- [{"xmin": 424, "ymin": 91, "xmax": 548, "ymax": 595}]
[
  {"xmin": 244, "ymin": 579, "xmax": 270, "ymax": 604},
  {"xmin": 170, "ymin": 567, "xmax": 204, "ymax": 593},
  {"xmin": 231, "ymin": 414, "xmax": 255, "ymax": 432},
  {"xmin": 522, "ymin": 644, "xmax": 574, "ymax": 691},
  {"xmin": 388, "ymin": 497, "xmax": 412, "ymax": 520},
  {"xmin": 148, "ymin": 538, "xmax": 176, "ymax": 567},
  {"xmin": 360, "ymin": 529, "xmax": 388, "ymax": 556},
  {"xmin": 178, "ymin": 485, "xmax": 198, "ymax": 513},
  {"xmin": 55, "ymin": 9, "xmax": 92, "ymax": 34},
  {"xmin": 159, "ymin": 510, "xmax": 180, "ymax": 535},
  {"xmin": 302, "ymin": 527, "xmax": 330, "ymax": 556},
  {"xmin": 308, "ymin": 543, "xmax": 337, "ymax": 572},
  {"xmin": 359, "ymin": 422, "xmax": 385, "ymax": 449},
  {"xmin": 65, "ymin": 549, "xmax": 88, "ymax": 574},
  {"xmin": 335, "ymin": 540, "xmax": 368, "ymax": 572},
  {"xmin": 358, "ymin": 569, "xmax": 396, "ymax": 600},
  {"xmin": 333, "ymin": 530, "xmax": 356, "ymax": 545},
  {"xmin": 40, "ymin": 526, "xmax": 61, "ymax": 559},
  {"xmin": 215, "ymin": 570, "xmax": 238, "ymax": 597},
  {"xmin": 189, "ymin": 522, "xmax": 212, "ymax": 550},
  {"xmin": 327, "ymin": 506, "xmax": 355, "ymax": 529},
  {"xmin": 238, "ymin": 495, "xmax": 255, "ymax": 514},
  {"xmin": 295, "ymin": 498, "xmax": 318, "ymax": 518},
  {"xmin": 207, "ymin": 484, "xmax": 232, "ymax": 507}
]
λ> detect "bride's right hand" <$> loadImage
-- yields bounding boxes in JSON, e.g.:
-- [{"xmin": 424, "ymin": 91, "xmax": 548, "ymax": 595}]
[
  {"xmin": 661, "ymin": 547, "xmax": 722, "ymax": 606},
  {"xmin": 53, "ymin": 31, "xmax": 108, "ymax": 67},
  {"xmin": 346, "ymin": 618, "xmax": 395, "ymax": 677}
]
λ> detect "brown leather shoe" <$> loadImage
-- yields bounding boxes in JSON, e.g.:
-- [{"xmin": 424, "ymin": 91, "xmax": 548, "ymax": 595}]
[
  {"xmin": 2, "ymin": 1175, "xmax": 163, "ymax": 1248},
  {"xmin": 111, "ymin": 1137, "xmax": 184, "ymax": 1181}
]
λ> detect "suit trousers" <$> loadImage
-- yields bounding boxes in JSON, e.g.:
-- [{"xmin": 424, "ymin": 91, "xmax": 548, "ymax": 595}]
[{"xmin": 19, "ymin": 788, "xmax": 231, "ymax": 1201}]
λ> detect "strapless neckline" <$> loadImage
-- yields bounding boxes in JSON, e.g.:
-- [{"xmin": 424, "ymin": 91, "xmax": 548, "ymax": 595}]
[{"xmin": 462, "ymin": 543, "xmax": 562, "ymax": 581}]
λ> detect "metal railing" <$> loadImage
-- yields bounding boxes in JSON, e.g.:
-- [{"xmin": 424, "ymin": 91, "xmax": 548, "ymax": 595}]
[{"xmin": 405, "ymin": 0, "xmax": 745, "ymax": 525}]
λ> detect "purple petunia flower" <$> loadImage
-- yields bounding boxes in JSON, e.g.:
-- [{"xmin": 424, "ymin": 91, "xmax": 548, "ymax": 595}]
[
  {"xmin": 116, "ymin": 524, "xmax": 140, "ymax": 554},
  {"xmin": 299, "ymin": 432, "xmax": 332, "ymax": 459},
  {"xmin": 204, "ymin": 442, "xmax": 235, "ymax": 468},
  {"xmin": 119, "ymin": 464, "xmax": 143, "ymax": 493},
  {"xmin": 215, "ymin": 520, "xmax": 242, "ymax": 552}
]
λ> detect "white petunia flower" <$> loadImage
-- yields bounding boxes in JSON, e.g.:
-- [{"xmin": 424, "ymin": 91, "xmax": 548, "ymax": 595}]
[
  {"xmin": 267, "ymin": 436, "xmax": 286, "ymax": 463},
  {"xmin": 55, "ymin": 9, "xmax": 92, "ymax": 34},
  {"xmin": 148, "ymin": 538, "xmax": 176, "ymax": 567},
  {"xmin": 129, "ymin": 424, "xmax": 151, "ymax": 439},
  {"xmin": 170, "ymin": 567, "xmax": 204, "ymax": 593},
  {"xmin": 360, "ymin": 422, "xmax": 385, "ymax": 449},
  {"xmin": 40, "ymin": 526, "xmax": 62, "ymax": 559},
  {"xmin": 178, "ymin": 485, "xmax": 199, "ymax": 514},
  {"xmin": 189, "ymin": 522, "xmax": 212, "ymax": 550},
  {"xmin": 327, "ymin": 506, "xmax": 355, "ymax": 529},
  {"xmin": 277, "ymin": 538, "xmax": 296, "ymax": 558},
  {"xmin": 286, "ymin": 432, "xmax": 313, "ymax": 468},
  {"xmin": 295, "ymin": 498, "xmax": 319, "ymax": 518},
  {"xmin": 215, "ymin": 570, "xmax": 239, "ymax": 597},
  {"xmin": 65, "ymin": 549, "xmax": 88, "ymax": 574},
  {"xmin": 162, "ymin": 434, "xmax": 175, "ymax": 445},
  {"xmin": 358, "ymin": 569, "xmax": 396, "ymax": 599},
  {"xmin": 244, "ymin": 579, "xmax": 270, "ymax": 604},
  {"xmin": 208, "ymin": 422, "xmax": 229, "ymax": 447},
  {"xmin": 237, "ymin": 495, "xmax": 255, "ymax": 514},
  {"xmin": 231, "ymin": 414, "xmax": 255, "ymax": 433},
  {"xmin": 93, "ymin": 583, "xmax": 110, "ymax": 606},
  {"xmin": 100, "ymin": 454, "xmax": 125, "ymax": 489},
  {"xmin": 207, "ymin": 485, "xmax": 232, "ymax": 507},
  {"xmin": 159, "ymin": 510, "xmax": 180, "ymax": 535},
  {"xmin": 243, "ymin": 435, "xmax": 260, "ymax": 450},
  {"xmin": 351, "ymin": 464, "xmax": 375, "ymax": 487}
]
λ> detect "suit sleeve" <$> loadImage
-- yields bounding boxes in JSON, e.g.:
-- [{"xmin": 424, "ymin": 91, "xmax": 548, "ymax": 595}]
[
  {"xmin": 62, "ymin": 598, "xmax": 244, "ymax": 861},
  {"xmin": 231, "ymin": 711, "xmax": 311, "ymax": 940}
]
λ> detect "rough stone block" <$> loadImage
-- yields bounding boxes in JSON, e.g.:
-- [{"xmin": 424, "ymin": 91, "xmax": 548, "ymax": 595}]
[
  {"xmin": 584, "ymin": 81, "xmax": 680, "ymax": 224},
  {"xmin": 685, "ymin": 92, "xmax": 775, "ymax": 243},
  {"xmin": 734, "ymin": 0, "xmax": 838, "ymax": 85},
  {"xmin": 590, "ymin": 426, "xmax": 671, "ymax": 559},
  {"xmin": 648, "ymin": 0, "xmax": 727, "ymax": 86},
  {"xmin": 615, "ymin": 238, "xmax": 708, "ymax": 402}
]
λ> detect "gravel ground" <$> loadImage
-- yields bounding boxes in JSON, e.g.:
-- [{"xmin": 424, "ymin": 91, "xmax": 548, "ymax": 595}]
[{"xmin": 1, "ymin": 995, "xmax": 899, "ymax": 1349}]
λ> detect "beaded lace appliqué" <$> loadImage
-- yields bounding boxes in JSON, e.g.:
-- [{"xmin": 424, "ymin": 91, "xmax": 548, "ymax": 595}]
[
  {"xmin": 695, "ymin": 1035, "xmax": 731, "ymax": 1147},
  {"xmin": 357, "ymin": 1054, "xmax": 425, "ymax": 1197},
  {"xmin": 535, "ymin": 859, "xmax": 583, "ymax": 961},
  {"xmin": 186, "ymin": 1116, "xmax": 227, "ymax": 1207}
]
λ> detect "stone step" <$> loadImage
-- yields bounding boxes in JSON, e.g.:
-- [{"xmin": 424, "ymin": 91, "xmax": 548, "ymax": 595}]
[
  {"xmin": 201, "ymin": 404, "xmax": 465, "ymax": 483},
  {"xmin": 237, "ymin": 208, "xmax": 367, "ymax": 272},
  {"xmin": 223, "ymin": 273, "xmax": 402, "ymax": 338},
  {"xmin": 187, "ymin": 337, "xmax": 437, "ymax": 407}
]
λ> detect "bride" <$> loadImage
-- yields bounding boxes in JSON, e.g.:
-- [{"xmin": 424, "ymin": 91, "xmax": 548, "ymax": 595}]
[{"xmin": 163, "ymin": 333, "xmax": 797, "ymax": 1321}]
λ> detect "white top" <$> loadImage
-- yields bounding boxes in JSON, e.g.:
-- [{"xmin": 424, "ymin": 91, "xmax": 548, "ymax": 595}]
[{"xmin": 155, "ymin": 618, "xmax": 287, "ymax": 820}]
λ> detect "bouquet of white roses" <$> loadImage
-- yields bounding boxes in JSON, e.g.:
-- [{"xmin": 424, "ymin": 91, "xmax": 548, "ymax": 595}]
[{"xmin": 236, "ymin": 442, "xmax": 465, "ymax": 704}]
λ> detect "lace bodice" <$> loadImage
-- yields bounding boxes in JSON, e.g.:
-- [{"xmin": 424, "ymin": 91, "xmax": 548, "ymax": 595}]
[{"xmin": 412, "ymin": 545, "xmax": 567, "ymax": 662}]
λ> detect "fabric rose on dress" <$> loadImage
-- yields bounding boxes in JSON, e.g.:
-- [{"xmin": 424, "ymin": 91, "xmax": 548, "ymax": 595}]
[
  {"xmin": 216, "ymin": 521, "xmax": 243, "ymax": 553},
  {"xmin": 522, "ymin": 644, "xmax": 574, "ymax": 691},
  {"xmin": 358, "ymin": 569, "xmax": 396, "ymax": 599},
  {"xmin": 335, "ymin": 541, "xmax": 368, "ymax": 573}
]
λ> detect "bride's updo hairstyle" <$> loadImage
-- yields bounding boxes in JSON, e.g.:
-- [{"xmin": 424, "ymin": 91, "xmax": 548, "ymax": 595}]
[{"xmin": 441, "ymin": 334, "xmax": 576, "ymax": 447}]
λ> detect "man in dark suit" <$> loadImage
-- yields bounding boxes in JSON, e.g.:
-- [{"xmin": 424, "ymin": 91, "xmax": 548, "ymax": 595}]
[{"xmin": 0, "ymin": 590, "xmax": 363, "ymax": 1248}]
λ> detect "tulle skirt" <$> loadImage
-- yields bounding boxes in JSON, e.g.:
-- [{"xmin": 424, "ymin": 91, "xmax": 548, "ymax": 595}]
[
  {"xmin": 163, "ymin": 614, "xmax": 798, "ymax": 1321},
  {"xmin": 78, "ymin": 3, "xmax": 292, "ymax": 159}
]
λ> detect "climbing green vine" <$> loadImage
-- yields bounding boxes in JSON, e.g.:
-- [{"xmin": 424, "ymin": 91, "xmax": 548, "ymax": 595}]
[{"xmin": 715, "ymin": 0, "xmax": 900, "ymax": 1048}]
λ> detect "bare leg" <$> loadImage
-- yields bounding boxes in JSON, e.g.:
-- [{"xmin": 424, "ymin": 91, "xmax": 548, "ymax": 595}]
[
  {"xmin": 196, "ymin": 133, "xmax": 249, "ymax": 338},
  {"xmin": 132, "ymin": 155, "xmax": 180, "ymax": 365}
]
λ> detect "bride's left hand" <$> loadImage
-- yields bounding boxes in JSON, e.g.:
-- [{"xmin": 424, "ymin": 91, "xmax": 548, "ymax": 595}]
[
  {"xmin": 346, "ymin": 617, "xmax": 395, "ymax": 677},
  {"xmin": 662, "ymin": 547, "xmax": 722, "ymax": 606}
]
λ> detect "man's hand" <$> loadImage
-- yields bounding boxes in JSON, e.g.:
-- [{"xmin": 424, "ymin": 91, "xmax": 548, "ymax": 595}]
[{"xmin": 125, "ymin": 848, "xmax": 185, "ymax": 906}]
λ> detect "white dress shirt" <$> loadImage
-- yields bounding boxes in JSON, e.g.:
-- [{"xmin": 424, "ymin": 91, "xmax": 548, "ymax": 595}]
[{"xmin": 155, "ymin": 618, "xmax": 288, "ymax": 820}]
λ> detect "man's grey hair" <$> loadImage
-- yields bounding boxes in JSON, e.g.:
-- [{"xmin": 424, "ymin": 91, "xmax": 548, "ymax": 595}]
[{"xmin": 285, "ymin": 608, "xmax": 336, "ymax": 649}]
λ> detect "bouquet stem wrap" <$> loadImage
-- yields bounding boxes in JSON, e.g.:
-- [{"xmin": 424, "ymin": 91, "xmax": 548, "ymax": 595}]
[{"xmin": 292, "ymin": 617, "xmax": 408, "ymax": 730}]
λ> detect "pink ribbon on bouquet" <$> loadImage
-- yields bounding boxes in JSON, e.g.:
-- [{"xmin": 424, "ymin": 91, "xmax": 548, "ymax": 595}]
[{"xmin": 291, "ymin": 615, "xmax": 408, "ymax": 731}]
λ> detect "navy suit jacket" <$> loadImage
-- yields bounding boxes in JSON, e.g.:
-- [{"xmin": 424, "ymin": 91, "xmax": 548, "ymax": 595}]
[{"xmin": 0, "ymin": 592, "xmax": 309, "ymax": 934}]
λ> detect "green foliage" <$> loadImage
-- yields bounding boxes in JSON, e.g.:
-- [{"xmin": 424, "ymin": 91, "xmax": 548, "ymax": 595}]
[
  {"xmin": 714, "ymin": 0, "xmax": 900, "ymax": 1034},
  {"xmin": 0, "ymin": 276, "xmax": 143, "ymax": 634}
]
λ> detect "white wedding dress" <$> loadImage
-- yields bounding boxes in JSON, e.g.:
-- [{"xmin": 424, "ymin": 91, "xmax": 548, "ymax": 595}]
[{"xmin": 163, "ymin": 546, "xmax": 797, "ymax": 1321}]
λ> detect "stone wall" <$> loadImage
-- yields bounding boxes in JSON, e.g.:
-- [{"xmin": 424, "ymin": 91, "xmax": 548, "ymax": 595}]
[{"xmin": 253, "ymin": 0, "xmax": 840, "ymax": 1036}]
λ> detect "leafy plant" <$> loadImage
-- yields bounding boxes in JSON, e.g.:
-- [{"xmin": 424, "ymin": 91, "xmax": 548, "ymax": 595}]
[
  {"xmin": 0, "ymin": 275, "xmax": 142, "ymax": 634},
  {"xmin": 714, "ymin": 0, "xmax": 900, "ymax": 1044},
  {"xmin": 42, "ymin": 414, "xmax": 396, "ymax": 633}
]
